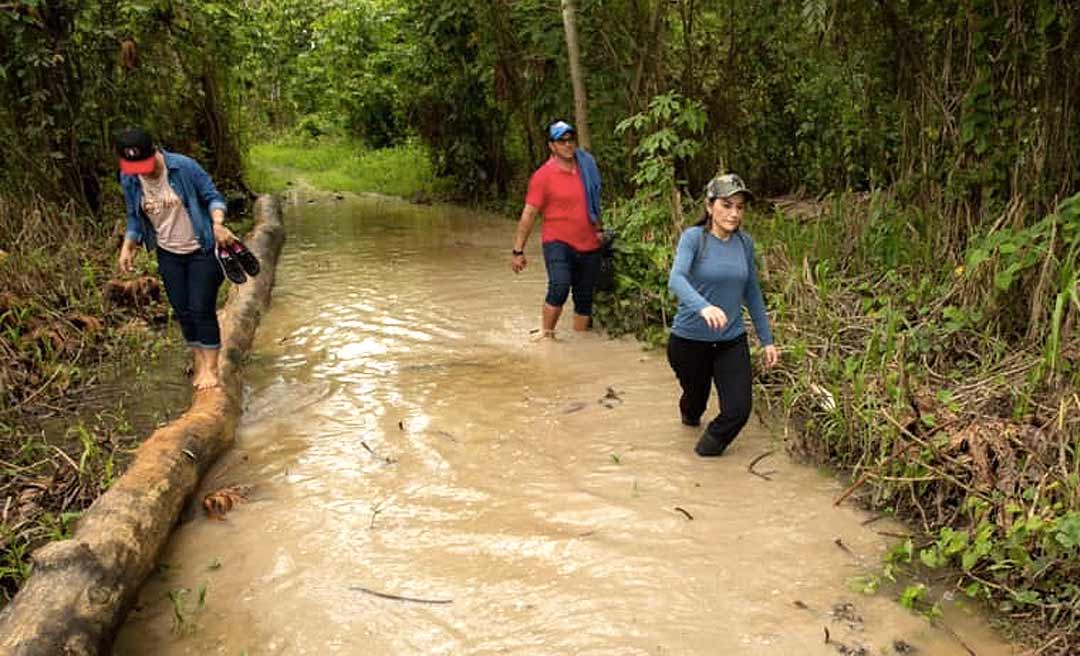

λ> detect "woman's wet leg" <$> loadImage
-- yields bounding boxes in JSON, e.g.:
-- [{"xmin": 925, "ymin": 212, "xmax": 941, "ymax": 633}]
[
  {"xmin": 666, "ymin": 334, "xmax": 713, "ymax": 428},
  {"xmin": 696, "ymin": 335, "xmax": 752, "ymax": 456}
]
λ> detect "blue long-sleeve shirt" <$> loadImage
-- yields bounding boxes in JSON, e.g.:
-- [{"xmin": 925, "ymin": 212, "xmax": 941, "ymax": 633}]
[{"xmin": 668, "ymin": 226, "xmax": 774, "ymax": 345}]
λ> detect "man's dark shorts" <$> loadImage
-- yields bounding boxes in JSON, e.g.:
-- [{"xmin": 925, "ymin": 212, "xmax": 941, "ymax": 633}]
[{"xmin": 541, "ymin": 240, "xmax": 602, "ymax": 316}]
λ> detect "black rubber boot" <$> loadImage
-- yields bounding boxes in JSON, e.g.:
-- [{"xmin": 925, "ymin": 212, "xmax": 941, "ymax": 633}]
[{"xmin": 694, "ymin": 431, "xmax": 731, "ymax": 457}]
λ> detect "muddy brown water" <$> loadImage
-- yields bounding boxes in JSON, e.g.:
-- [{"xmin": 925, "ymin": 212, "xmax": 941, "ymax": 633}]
[{"xmin": 114, "ymin": 192, "xmax": 1017, "ymax": 655}]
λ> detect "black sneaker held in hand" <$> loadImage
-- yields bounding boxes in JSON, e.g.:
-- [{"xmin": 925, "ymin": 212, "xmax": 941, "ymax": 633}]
[
  {"xmin": 217, "ymin": 246, "xmax": 247, "ymax": 284},
  {"xmin": 229, "ymin": 239, "xmax": 260, "ymax": 277}
]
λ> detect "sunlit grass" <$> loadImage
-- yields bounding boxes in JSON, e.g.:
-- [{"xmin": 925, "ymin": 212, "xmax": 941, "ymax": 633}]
[{"xmin": 245, "ymin": 136, "xmax": 442, "ymax": 199}]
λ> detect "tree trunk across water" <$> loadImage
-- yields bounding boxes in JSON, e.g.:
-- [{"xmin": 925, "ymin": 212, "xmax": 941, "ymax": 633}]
[{"xmin": 0, "ymin": 196, "xmax": 285, "ymax": 656}]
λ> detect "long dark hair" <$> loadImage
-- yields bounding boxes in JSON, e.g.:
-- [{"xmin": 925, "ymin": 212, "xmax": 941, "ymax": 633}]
[
  {"xmin": 694, "ymin": 207, "xmax": 710, "ymax": 228},
  {"xmin": 691, "ymin": 202, "xmax": 712, "ymax": 271},
  {"xmin": 695, "ymin": 210, "xmax": 712, "ymax": 231}
]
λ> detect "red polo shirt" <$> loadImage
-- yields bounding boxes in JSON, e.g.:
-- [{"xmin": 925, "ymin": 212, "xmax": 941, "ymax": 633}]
[{"xmin": 525, "ymin": 157, "xmax": 601, "ymax": 252}]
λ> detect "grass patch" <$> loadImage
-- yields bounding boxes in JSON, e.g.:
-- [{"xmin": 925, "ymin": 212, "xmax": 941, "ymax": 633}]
[{"xmin": 245, "ymin": 136, "xmax": 443, "ymax": 199}]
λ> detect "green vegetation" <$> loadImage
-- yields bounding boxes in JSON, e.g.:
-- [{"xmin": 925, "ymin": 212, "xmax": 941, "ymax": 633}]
[
  {"xmin": 168, "ymin": 582, "xmax": 208, "ymax": 635},
  {"xmin": 0, "ymin": 186, "xmax": 190, "ymax": 604},
  {"xmin": 246, "ymin": 136, "xmax": 442, "ymax": 199}
]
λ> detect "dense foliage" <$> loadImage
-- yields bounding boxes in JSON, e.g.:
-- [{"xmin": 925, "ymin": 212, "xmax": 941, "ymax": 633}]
[{"xmin": 0, "ymin": 0, "xmax": 251, "ymax": 212}]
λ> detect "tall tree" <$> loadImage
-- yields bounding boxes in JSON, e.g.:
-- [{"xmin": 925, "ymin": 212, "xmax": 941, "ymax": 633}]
[{"xmin": 560, "ymin": 0, "xmax": 591, "ymax": 149}]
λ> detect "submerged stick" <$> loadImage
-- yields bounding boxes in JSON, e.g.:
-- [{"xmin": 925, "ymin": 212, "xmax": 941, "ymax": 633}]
[
  {"xmin": 349, "ymin": 586, "xmax": 453, "ymax": 605},
  {"xmin": 833, "ymin": 471, "xmax": 873, "ymax": 507},
  {"xmin": 747, "ymin": 450, "xmax": 776, "ymax": 481},
  {"xmin": 937, "ymin": 621, "xmax": 978, "ymax": 656},
  {"xmin": 674, "ymin": 506, "xmax": 694, "ymax": 520}
]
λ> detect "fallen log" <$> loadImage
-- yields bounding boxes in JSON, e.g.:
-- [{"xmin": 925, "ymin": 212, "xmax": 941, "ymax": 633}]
[{"xmin": 0, "ymin": 195, "xmax": 285, "ymax": 655}]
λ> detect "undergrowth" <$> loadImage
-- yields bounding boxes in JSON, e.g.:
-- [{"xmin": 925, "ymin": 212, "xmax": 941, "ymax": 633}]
[{"xmin": 0, "ymin": 195, "xmax": 192, "ymax": 606}]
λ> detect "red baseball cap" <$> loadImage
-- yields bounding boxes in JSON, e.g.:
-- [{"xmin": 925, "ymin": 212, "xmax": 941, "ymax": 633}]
[{"xmin": 115, "ymin": 127, "xmax": 157, "ymax": 175}]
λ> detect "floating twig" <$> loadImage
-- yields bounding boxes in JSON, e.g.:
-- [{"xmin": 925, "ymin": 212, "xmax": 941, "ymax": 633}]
[
  {"xmin": 747, "ymin": 450, "xmax": 776, "ymax": 481},
  {"xmin": 833, "ymin": 471, "xmax": 871, "ymax": 507},
  {"xmin": 860, "ymin": 514, "xmax": 887, "ymax": 526},
  {"xmin": 350, "ymin": 586, "xmax": 452, "ymax": 605},
  {"xmin": 875, "ymin": 530, "xmax": 913, "ymax": 540},
  {"xmin": 833, "ymin": 537, "xmax": 855, "ymax": 557},
  {"xmin": 562, "ymin": 401, "xmax": 587, "ymax": 414},
  {"xmin": 361, "ymin": 441, "xmax": 396, "ymax": 465},
  {"xmin": 369, "ymin": 500, "xmax": 385, "ymax": 529},
  {"xmin": 936, "ymin": 620, "xmax": 977, "ymax": 656},
  {"xmin": 674, "ymin": 506, "xmax": 694, "ymax": 520},
  {"xmin": 598, "ymin": 386, "xmax": 623, "ymax": 409}
]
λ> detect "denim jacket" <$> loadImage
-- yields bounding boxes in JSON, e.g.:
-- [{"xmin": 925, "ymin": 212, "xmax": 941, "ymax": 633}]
[
  {"xmin": 574, "ymin": 147, "xmax": 602, "ymax": 224},
  {"xmin": 121, "ymin": 151, "xmax": 226, "ymax": 253}
]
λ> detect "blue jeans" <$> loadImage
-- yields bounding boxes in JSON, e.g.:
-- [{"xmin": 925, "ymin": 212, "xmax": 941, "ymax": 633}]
[
  {"xmin": 156, "ymin": 247, "xmax": 224, "ymax": 349},
  {"xmin": 542, "ymin": 241, "xmax": 602, "ymax": 316}
]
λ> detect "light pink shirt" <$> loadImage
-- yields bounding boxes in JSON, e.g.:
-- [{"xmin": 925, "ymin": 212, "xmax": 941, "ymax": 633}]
[{"xmin": 139, "ymin": 167, "xmax": 200, "ymax": 254}]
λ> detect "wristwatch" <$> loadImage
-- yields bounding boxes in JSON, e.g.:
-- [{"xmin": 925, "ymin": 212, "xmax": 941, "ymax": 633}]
[{"xmin": 512, "ymin": 249, "xmax": 524, "ymax": 256}]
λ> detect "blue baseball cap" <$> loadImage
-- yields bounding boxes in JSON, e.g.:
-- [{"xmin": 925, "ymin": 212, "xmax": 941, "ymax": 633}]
[{"xmin": 548, "ymin": 121, "xmax": 576, "ymax": 141}]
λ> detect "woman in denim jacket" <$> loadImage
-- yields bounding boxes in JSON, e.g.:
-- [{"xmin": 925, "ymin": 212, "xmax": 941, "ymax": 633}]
[{"xmin": 115, "ymin": 127, "xmax": 238, "ymax": 390}]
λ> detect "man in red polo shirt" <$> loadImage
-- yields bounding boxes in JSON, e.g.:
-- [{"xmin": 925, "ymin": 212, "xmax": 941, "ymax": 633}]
[{"xmin": 510, "ymin": 120, "xmax": 603, "ymax": 337}]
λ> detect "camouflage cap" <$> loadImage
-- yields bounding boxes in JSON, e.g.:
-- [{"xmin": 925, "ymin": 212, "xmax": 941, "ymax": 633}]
[{"xmin": 705, "ymin": 173, "xmax": 754, "ymax": 202}]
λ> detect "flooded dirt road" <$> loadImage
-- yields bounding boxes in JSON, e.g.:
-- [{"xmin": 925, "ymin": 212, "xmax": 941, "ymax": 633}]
[{"xmin": 114, "ymin": 192, "xmax": 1016, "ymax": 655}]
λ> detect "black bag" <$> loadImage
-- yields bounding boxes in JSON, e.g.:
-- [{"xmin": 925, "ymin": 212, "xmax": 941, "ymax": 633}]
[{"xmin": 596, "ymin": 230, "xmax": 617, "ymax": 292}]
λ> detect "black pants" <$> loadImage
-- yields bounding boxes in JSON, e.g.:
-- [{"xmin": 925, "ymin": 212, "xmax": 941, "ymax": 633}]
[
  {"xmin": 156, "ymin": 247, "xmax": 224, "ymax": 349},
  {"xmin": 666, "ymin": 332, "xmax": 752, "ymax": 456}
]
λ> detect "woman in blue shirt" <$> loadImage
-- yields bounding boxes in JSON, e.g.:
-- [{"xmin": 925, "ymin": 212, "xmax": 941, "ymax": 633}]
[{"xmin": 667, "ymin": 173, "xmax": 780, "ymax": 456}]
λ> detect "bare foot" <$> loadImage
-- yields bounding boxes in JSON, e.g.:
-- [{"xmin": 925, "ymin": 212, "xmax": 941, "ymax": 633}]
[
  {"xmin": 530, "ymin": 329, "xmax": 556, "ymax": 342},
  {"xmin": 192, "ymin": 372, "xmax": 221, "ymax": 390}
]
